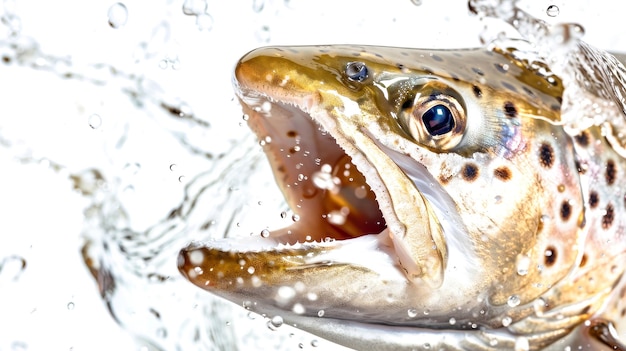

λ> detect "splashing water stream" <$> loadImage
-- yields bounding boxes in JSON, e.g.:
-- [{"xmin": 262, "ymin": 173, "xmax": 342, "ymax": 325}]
[{"xmin": 1, "ymin": 0, "xmax": 626, "ymax": 350}]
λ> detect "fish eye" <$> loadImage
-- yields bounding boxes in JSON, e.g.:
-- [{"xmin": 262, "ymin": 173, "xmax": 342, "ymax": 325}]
[
  {"xmin": 422, "ymin": 105, "xmax": 454, "ymax": 136},
  {"xmin": 345, "ymin": 62, "xmax": 368, "ymax": 82},
  {"xmin": 397, "ymin": 91, "xmax": 466, "ymax": 150}
]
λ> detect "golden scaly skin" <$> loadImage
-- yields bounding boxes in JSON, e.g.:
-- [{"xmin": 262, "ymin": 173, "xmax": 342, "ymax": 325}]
[{"xmin": 178, "ymin": 45, "xmax": 626, "ymax": 350}]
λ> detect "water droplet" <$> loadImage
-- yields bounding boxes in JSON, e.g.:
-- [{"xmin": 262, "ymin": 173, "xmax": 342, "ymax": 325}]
[
  {"xmin": 67, "ymin": 302, "xmax": 75, "ymax": 310},
  {"xmin": 292, "ymin": 303, "xmax": 305, "ymax": 314},
  {"xmin": 449, "ymin": 317, "xmax": 456, "ymax": 325},
  {"xmin": 88, "ymin": 114, "xmax": 102, "ymax": 129},
  {"xmin": 107, "ymin": 3, "xmax": 128, "ymax": 28},
  {"xmin": 502, "ymin": 316, "xmax": 512, "ymax": 327},
  {"xmin": 546, "ymin": 5, "xmax": 559, "ymax": 17},
  {"xmin": 267, "ymin": 315, "xmax": 284, "ymax": 330},
  {"xmin": 516, "ymin": 254, "xmax": 530, "ymax": 276},
  {"xmin": 247, "ymin": 266, "xmax": 255, "ymax": 274},
  {"xmin": 255, "ymin": 25, "xmax": 271, "ymax": 43},
  {"xmin": 260, "ymin": 229, "xmax": 270, "ymax": 238},
  {"xmin": 147, "ymin": 273, "xmax": 169, "ymax": 282},
  {"xmin": 252, "ymin": 0, "xmax": 265, "ymax": 13},
  {"xmin": 124, "ymin": 162, "xmax": 141, "ymax": 175},
  {"xmin": 178, "ymin": 175, "xmax": 185, "ymax": 183},
  {"xmin": 276, "ymin": 286, "xmax": 296, "ymax": 303},
  {"xmin": 514, "ymin": 336, "xmax": 529, "ymax": 351},
  {"xmin": 292, "ymin": 214, "xmax": 300, "ymax": 222},
  {"xmin": 311, "ymin": 339, "xmax": 319, "ymax": 347},
  {"xmin": 317, "ymin": 309, "xmax": 325, "ymax": 317},
  {"xmin": 169, "ymin": 164, "xmax": 177, "ymax": 171},
  {"xmin": 507, "ymin": 295, "xmax": 521, "ymax": 307},
  {"xmin": 0, "ymin": 255, "xmax": 27, "ymax": 282},
  {"xmin": 327, "ymin": 208, "xmax": 348, "ymax": 226},
  {"xmin": 247, "ymin": 311, "xmax": 256, "ymax": 320},
  {"xmin": 407, "ymin": 308, "xmax": 418, "ymax": 318},
  {"xmin": 156, "ymin": 327, "xmax": 167, "ymax": 338},
  {"xmin": 312, "ymin": 171, "xmax": 340, "ymax": 193},
  {"xmin": 410, "ymin": 0, "xmax": 422, "ymax": 5},
  {"xmin": 280, "ymin": 211, "xmax": 287, "ymax": 219},
  {"xmin": 182, "ymin": 0, "xmax": 207, "ymax": 15},
  {"xmin": 196, "ymin": 13, "xmax": 214, "ymax": 31}
]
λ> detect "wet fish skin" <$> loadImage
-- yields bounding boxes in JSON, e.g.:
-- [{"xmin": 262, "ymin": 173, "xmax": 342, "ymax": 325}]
[{"xmin": 179, "ymin": 45, "xmax": 626, "ymax": 350}]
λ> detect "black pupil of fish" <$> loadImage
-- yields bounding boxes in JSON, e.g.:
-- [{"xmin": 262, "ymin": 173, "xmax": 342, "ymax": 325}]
[
  {"xmin": 346, "ymin": 62, "xmax": 368, "ymax": 81},
  {"xmin": 422, "ymin": 104, "xmax": 454, "ymax": 136}
]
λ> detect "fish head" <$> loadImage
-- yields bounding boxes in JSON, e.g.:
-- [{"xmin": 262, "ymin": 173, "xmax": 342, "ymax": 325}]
[{"xmin": 178, "ymin": 45, "xmax": 587, "ymax": 345}]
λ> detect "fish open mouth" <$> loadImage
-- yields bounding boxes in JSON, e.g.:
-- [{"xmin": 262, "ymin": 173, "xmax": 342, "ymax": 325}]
[
  {"xmin": 238, "ymin": 93, "xmax": 388, "ymax": 246},
  {"xmin": 179, "ymin": 47, "xmax": 453, "ymax": 304}
]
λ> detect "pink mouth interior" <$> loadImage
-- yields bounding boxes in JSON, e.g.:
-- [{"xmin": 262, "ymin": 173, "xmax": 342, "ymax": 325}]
[{"xmin": 242, "ymin": 97, "xmax": 387, "ymax": 244}]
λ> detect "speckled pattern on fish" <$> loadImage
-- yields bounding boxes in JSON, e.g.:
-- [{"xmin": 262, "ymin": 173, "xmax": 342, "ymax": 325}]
[{"xmin": 178, "ymin": 44, "xmax": 626, "ymax": 350}]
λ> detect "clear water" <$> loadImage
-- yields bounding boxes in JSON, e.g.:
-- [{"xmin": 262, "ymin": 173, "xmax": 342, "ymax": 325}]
[{"xmin": 1, "ymin": 0, "xmax": 625, "ymax": 350}]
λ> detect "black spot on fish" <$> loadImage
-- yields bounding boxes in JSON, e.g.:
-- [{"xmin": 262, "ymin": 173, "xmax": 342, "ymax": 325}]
[
  {"xmin": 503, "ymin": 102, "xmax": 517, "ymax": 118},
  {"xmin": 431, "ymin": 54, "xmax": 443, "ymax": 62},
  {"xmin": 574, "ymin": 131, "xmax": 590, "ymax": 147},
  {"xmin": 550, "ymin": 104, "xmax": 560, "ymax": 112},
  {"xmin": 396, "ymin": 63, "xmax": 405, "ymax": 70},
  {"xmin": 472, "ymin": 67, "xmax": 484, "ymax": 76},
  {"xmin": 2, "ymin": 56, "xmax": 10, "ymax": 63},
  {"xmin": 472, "ymin": 85, "xmax": 482, "ymax": 98},
  {"xmin": 422, "ymin": 66, "xmax": 434, "ymax": 75},
  {"xmin": 493, "ymin": 166, "xmax": 512, "ymax": 181},
  {"xmin": 544, "ymin": 246, "xmax": 557, "ymax": 266},
  {"xmin": 589, "ymin": 191, "xmax": 599, "ymax": 209},
  {"xmin": 605, "ymin": 159, "xmax": 617, "ymax": 186},
  {"xmin": 522, "ymin": 86, "xmax": 535, "ymax": 97},
  {"xmin": 451, "ymin": 74, "xmax": 460, "ymax": 82},
  {"xmin": 461, "ymin": 163, "xmax": 479, "ymax": 182},
  {"xmin": 538, "ymin": 143, "xmax": 555, "ymax": 168},
  {"xmin": 287, "ymin": 130, "xmax": 298, "ymax": 138},
  {"xmin": 501, "ymin": 81, "xmax": 517, "ymax": 93},
  {"xmin": 374, "ymin": 53, "xmax": 384, "ymax": 58},
  {"xmin": 560, "ymin": 200, "xmax": 572, "ymax": 221},
  {"xmin": 401, "ymin": 52, "xmax": 409, "ymax": 56},
  {"xmin": 602, "ymin": 203, "xmax": 615, "ymax": 230}
]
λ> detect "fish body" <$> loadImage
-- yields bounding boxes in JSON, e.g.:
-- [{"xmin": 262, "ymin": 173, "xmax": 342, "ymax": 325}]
[{"xmin": 178, "ymin": 44, "xmax": 626, "ymax": 350}]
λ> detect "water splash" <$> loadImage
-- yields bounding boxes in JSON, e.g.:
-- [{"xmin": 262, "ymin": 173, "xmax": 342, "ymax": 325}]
[
  {"xmin": 2, "ymin": 0, "xmax": 626, "ymax": 350},
  {"xmin": 470, "ymin": 0, "xmax": 626, "ymax": 154},
  {"xmin": 107, "ymin": 3, "xmax": 128, "ymax": 29}
]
